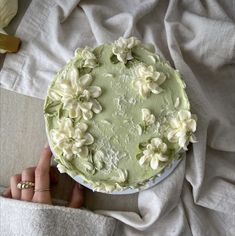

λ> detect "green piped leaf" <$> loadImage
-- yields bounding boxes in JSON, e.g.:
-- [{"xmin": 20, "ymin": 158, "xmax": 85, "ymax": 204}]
[
  {"xmin": 110, "ymin": 54, "xmax": 119, "ymax": 64},
  {"xmin": 136, "ymin": 152, "xmax": 143, "ymax": 160},
  {"xmin": 138, "ymin": 141, "xmax": 148, "ymax": 150},
  {"xmin": 44, "ymin": 101, "xmax": 62, "ymax": 116}
]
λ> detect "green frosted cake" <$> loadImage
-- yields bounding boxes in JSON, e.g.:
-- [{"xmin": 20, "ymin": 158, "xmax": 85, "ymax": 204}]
[{"xmin": 44, "ymin": 37, "xmax": 197, "ymax": 193}]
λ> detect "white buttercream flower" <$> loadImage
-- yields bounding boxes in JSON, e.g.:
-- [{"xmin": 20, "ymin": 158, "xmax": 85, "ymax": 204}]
[
  {"xmin": 132, "ymin": 65, "xmax": 166, "ymax": 97},
  {"xmin": 139, "ymin": 138, "xmax": 168, "ymax": 170},
  {"xmin": 75, "ymin": 47, "xmax": 98, "ymax": 68},
  {"xmin": 112, "ymin": 37, "xmax": 140, "ymax": 64},
  {"xmin": 141, "ymin": 108, "xmax": 155, "ymax": 126},
  {"xmin": 167, "ymin": 110, "xmax": 197, "ymax": 150},
  {"xmin": 49, "ymin": 66, "xmax": 102, "ymax": 120},
  {"xmin": 50, "ymin": 117, "xmax": 94, "ymax": 160}
]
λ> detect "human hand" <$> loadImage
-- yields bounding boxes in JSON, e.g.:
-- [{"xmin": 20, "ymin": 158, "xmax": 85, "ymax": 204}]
[{"xmin": 2, "ymin": 145, "xmax": 84, "ymax": 208}]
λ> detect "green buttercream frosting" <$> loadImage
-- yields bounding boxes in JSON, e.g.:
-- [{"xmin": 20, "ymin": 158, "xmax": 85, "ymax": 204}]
[{"xmin": 44, "ymin": 37, "xmax": 197, "ymax": 193}]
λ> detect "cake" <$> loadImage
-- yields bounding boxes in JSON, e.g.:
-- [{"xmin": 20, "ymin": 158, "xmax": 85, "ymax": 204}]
[{"xmin": 44, "ymin": 37, "xmax": 197, "ymax": 193}]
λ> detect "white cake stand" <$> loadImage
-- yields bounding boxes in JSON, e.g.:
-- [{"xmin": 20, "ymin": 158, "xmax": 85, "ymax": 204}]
[{"xmin": 73, "ymin": 156, "xmax": 183, "ymax": 195}]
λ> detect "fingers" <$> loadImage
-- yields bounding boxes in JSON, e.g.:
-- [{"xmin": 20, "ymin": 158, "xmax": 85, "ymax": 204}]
[
  {"xmin": 2, "ymin": 187, "xmax": 12, "ymax": 198},
  {"xmin": 33, "ymin": 145, "xmax": 52, "ymax": 204},
  {"xmin": 68, "ymin": 183, "xmax": 84, "ymax": 208},
  {"xmin": 21, "ymin": 167, "xmax": 35, "ymax": 201},
  {"xmin": 50, "ymin": 166, "xmax": 59, "ymax": 185},
  {"xmin": 10, "ymin": 174, "xmax": 21, "ymax": 200}
]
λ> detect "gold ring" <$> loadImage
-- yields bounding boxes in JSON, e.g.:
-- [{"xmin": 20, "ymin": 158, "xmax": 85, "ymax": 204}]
[
  {"xmin": 17, "ymin": 181, "xmax": 35, "ymax": 190},
  {"xmin": 34, "ymin": 188, "xmax": 50, "ymax": 192}
]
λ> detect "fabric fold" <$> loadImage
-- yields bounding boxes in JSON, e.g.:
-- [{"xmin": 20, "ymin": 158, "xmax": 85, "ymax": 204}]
[{"xmin": 0, "ymin": 195, "xmax": 116, "ymax": 236}]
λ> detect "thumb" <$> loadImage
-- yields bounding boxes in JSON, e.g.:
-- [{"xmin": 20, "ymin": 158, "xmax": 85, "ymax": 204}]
[{"xmin": 68, "ymin": 183, "xmax": 84, "ymax": 208}]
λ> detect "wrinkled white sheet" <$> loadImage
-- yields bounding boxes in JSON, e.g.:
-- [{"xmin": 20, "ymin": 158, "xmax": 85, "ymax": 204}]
[{"xmin": 1, "ymin": 0, "xmax": 235, "ymax": 235}]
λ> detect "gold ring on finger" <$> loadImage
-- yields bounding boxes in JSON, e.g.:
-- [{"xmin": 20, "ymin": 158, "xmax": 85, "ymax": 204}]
[
  {"xmin": 17, "ymin": 181, "xmax": 35, "ymax": 190},
  {"xmin": 34, "ymin": 188, "xmax": 50, "ymax": 192}
]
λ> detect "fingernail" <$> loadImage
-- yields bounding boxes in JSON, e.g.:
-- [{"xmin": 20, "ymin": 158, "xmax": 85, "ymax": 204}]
[{"xmin": 44, "ymin": 142, "xmax": 49, "ymax": 148}]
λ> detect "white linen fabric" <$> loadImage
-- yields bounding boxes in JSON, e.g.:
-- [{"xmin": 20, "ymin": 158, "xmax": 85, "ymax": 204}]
[
  {"xmin": 0, "ymin": 193, "xmax": 116, "ymax": 236},
  {"xmin": 0, "ymin": 0, "xmax": 235, "ymax": 235}
]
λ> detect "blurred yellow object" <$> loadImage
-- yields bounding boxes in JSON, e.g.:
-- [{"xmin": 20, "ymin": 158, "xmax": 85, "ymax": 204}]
[
  {"xmin": 0, "ymin": 0, "xmax": 18, "ymax": 28},
  {"xmin": 0, "ymin": 32, "xmax": 21, "ymax": 52},
  {"xmin": 0, "ymin": 0, "xmax": 19, "ymax": 53}
]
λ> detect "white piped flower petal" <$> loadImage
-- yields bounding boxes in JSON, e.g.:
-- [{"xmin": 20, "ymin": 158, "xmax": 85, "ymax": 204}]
[
  {"xmin": 142, "ymin": 108, "xmax": 151, "ymax": 119},
  {"xmin": 80, "ymin": 74, "xmax": 93, "ymax": 87},
  {"xmin": 150, "ymin": 156, "xmax": 159, "ymax": 170},
  {"xmin": 88, "ymin": 86, "xmax": 102, "ymax": 98},
  {"xmin": 77, "ymin": 146, "xmax": 89, "ymax": 158},
  {"xmin": 60, "ymin": 118, "xmax": 73, "ymax": 131},
  {"xmin": 151, "ymin": 137, "xmax": 162, "ymax": 147},
  {"xmin": 170, "ymin": 118, "xmax": 180, "ymax": 129},
  {"xmin": 159, "ymin": 143, "xmax": 167, "ymax": 153},
  {"xmin": 146, "ymin": 144, "xmax": 154, "ymax": 150},
  {"xmin": 67, "ymin": 66, "xmax": 79, "ymax": 79},
  {"xmin": 139, "ymin": 84, "xmax": 149, "ymax": 97},
  {"xmin": 84, "ymin": 133, "xmax": 94, "ymax": 145},
  {"xmin": 75, "ymin": 139, "xmax": 86, "ymax": 148},
  {"xmin": 62, "ymin": 98, "xmax": 75, "ymax": 108},
  {"xmin": 190, "ymin": 134, "xmax": 197, "ymax": 143},
  {"xmin": 68, "ymin": 67, "xmax": 79, "ymax": 93},
  {"xmin": 91, "ymin": 99, "xmax": 102, "ymax": 114},
  {"xmin": 139, "ymin": 155, "xmax": 148, "ymax": 166},
  {"xmin": 186, "ymin": 119, "xmax": 197, "ymax": 132},
  {"xmin": 63, "ymin": 146, "xmax": 74, "ymax": 160},
  {"xmin": 151, "ymin": 71, "xmax": 160, "ymax": 81},
  {"xmin": 149, "ymin": 83, "xmax": 163, "ymax": 94},
  {"xmin": 79, "ymin": 102, "xmax": 93, "ymax": 113},
  {"xmin": 178, "ymin": 110, "xmax": 191, "ymax": 122},
  {"xmin": 80, "ymin": 47, "xmax": 98, "ymax": 68},
  {"xmin": 76, "ymin": 123, "xmax": 88, "ymax": 133},
  {"xmin": 83, "ymin": 110, "xmax": 93, "ymax": 120},
  {"xmin": 68, "ymin": 105, "xmax": 82, "ymax": 119},
  {"xmin": 178, "ymin": 135, "xmax": 187, "ymax": 148},
  {"xmin": 158, "ymin": 154, "xmax": 168, "ymax": 162}
]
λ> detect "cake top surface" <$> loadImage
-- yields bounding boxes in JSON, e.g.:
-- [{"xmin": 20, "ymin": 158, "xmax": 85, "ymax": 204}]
[{"xmin": 44, "ymin": 37, "xmax": 197, "ymax": 193}]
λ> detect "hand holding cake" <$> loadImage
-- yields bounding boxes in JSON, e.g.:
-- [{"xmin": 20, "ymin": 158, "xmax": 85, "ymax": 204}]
[{"xmin": 2, "ymin": 145, "xmax": 84, "ymax": 208}]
